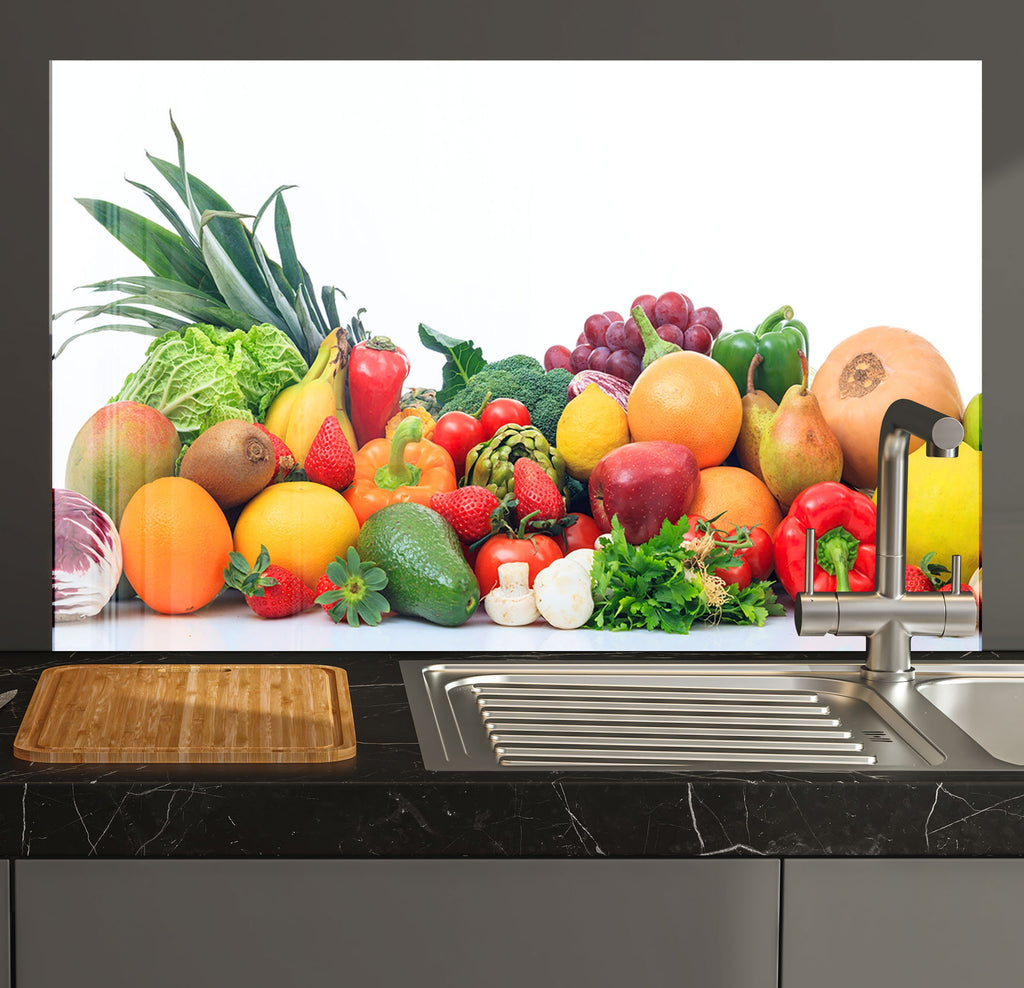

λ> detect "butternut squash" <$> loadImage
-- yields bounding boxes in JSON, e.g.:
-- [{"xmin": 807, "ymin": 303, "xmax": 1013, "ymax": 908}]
[{"xmin": 809, "ymin": 327, "xmax": 963, "ymax": 491}]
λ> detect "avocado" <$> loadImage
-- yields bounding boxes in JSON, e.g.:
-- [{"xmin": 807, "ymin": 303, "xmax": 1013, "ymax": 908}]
[{"xmin": 356, "ymin": 502, "xmax": 480, "ymax": 627}]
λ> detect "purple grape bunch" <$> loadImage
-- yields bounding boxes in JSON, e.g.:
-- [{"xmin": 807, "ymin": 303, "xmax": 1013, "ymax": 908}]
[{"xmin": 544, "ymin": 292, "xmax": 723, "ymax": 384}]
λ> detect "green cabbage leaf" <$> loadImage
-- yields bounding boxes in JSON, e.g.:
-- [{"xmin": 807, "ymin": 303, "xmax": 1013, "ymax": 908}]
[{"xmin": 110, "ymin": 322, "xmax": 307, "ymax": 441}]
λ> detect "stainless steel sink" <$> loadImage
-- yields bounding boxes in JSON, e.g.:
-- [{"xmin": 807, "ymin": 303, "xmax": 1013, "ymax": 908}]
[
  {"xmin": 401, "ymin": 659, "xmax": 1024, "ymax": 773},
  {"xmin": 916, "ymin": 677, "xmax": 1024, "ymax": 765}
]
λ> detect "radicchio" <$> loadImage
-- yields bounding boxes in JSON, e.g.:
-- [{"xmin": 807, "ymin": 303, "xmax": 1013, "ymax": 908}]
[{"xmin": 53, "ymin": 488, "xmax": 122, "ymax": 621}]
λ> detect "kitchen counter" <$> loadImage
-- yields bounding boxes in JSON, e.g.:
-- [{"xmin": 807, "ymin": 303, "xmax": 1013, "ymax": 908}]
[{"xmin": 1, "ymin": 650, "xmax": 1022, "ymax": 859}]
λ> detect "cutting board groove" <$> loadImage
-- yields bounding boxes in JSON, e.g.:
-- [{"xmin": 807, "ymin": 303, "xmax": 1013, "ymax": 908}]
[{"xmin": 13, "ymin": 664, "xmax": 356, "ymax": 763}]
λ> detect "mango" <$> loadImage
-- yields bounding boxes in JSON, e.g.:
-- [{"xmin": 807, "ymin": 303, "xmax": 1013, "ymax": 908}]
[{"xmin": 64, "ymin": 401, "xmax": 181, "ymax": 527}]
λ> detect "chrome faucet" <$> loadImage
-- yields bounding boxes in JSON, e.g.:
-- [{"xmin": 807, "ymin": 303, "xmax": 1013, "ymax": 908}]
[{"xmin": 795, "ymin": 399, "xmax": 978, "ymax": 683}]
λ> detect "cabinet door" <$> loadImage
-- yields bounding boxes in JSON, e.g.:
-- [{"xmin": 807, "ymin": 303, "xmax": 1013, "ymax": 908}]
[
  {"xmin": 783, "ymin": 859, "xmax": 1024, "ymax": 988},
  {"xmin": 16, "ymin": 859, "xmax": 779, "ymax": 988},
  {"xmin": 0, "ymin": 862, "xmax": 8, "ymax": 988}
]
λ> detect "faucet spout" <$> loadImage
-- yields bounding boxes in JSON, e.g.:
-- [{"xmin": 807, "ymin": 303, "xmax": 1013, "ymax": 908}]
[{"xmin": 875, "ymin": 399, "xmax": 964, "ymax": 599}]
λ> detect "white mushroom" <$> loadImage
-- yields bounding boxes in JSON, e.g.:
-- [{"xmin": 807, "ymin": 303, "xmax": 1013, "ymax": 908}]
[
  {"xmin": 483, "ymin": 561, "xmax": 540, "ymax": 626},
  {"xmin": 564, "ymin": 548, "xmax": 596, "ymax": 575},
  {"xmin": 534, "ymin": 556, "xmax": 594, "ymax": 630}
]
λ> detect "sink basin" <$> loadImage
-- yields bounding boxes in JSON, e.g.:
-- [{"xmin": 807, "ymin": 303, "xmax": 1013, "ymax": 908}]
[{"xmin": 916, "ymin": 678, "xmax": 1024, "ymax": 765}]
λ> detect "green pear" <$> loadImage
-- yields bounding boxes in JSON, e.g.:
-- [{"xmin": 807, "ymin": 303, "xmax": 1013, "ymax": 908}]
[
  {"xmin": 759, "ymin": 351, "xmax": 843, "ymax": 508},
  {"xmin": 962, "ymin": 392, "xmax": 982, "ymax": 451},
  {"xmin": 735, "ymin": 353, "xmax": 777, "ymax": 482}
]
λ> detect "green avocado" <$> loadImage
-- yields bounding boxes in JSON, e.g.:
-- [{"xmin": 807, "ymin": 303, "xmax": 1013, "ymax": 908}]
[{"xmin": 356, "ymin": 502, "xmax": 480, "ymax": 627}]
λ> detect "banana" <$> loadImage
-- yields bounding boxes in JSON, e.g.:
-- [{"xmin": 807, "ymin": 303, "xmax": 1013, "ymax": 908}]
[{"xmin": 263, "ymin": 328, "xmax": 359, "ymax": 466}]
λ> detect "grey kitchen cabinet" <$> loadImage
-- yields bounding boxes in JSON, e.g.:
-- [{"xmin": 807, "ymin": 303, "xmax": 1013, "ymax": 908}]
[
  {"xmin": 782, "ymin": 859, "xmax": 1024, "ymax": 988},
  {"xmin": 0, "ymin": 864, "xmax": 7, "ymax": 988},
  {"xmin": 13, "ymin": 859, "xmax": 779, "ymax": 988}
]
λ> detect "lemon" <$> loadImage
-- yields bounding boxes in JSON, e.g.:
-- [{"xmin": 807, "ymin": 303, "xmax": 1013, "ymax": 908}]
[
  {"xmin": 555, "ymin": 384, "xmax": 631, "ymax": 481},
  {"xmin": 878, "ymin": 443, "xmax": 981, "ymax": 578}
]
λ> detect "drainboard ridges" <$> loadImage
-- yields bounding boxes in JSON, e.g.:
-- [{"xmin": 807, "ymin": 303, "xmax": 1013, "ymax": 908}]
[{"xmin": 473, "ymin": 681, "xmax": 875, "ymax": 767}]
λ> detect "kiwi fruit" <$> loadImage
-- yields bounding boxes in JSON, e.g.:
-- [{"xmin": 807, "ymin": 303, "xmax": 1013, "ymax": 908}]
[{"xmin": 179, "ymin": 420, "xmax": 276, "ymax": 510}]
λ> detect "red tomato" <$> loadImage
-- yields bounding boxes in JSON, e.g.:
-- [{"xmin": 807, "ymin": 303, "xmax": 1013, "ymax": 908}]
[
  {"xmin": 714, "ymin": 558, "xmax": 752, "ymax": 590},
  {"xmin": 480, "ymin": 398, "xmax": 531, "ymax": 440},
  {"xmin": 432, "ymin": 412, "xmax": 485, "ymax": 477},
  {"xmin": 682, "ymin": 514, "xmax": 710, "ymax": 542},
  {"xmin": 474, "ymin": 534, "xmax": 563, "ymax": 596},
  {"xmin": 562, "ymin": 513, "xmax": 603, "ymax": 552},
  {"xmin": 733, "ymin": 526, "xmax": 774, "ymax": 582}
]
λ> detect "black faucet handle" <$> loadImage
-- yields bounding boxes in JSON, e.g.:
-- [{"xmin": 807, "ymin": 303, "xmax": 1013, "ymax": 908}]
[{"xmin": 804, "ymin": 528, "xmax": 816, "ymax": 595}]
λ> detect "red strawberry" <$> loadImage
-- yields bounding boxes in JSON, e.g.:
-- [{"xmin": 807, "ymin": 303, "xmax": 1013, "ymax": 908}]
[
  {"xmin": 513, "ymin": 458, "xmax": 564, "ymax": 523},
  {"xmin": 430, "ymin": 486, "xmax": 501, "ymax": 543},
  {"xmin": 254, "ymin": 423, "xmax": 296, "ymax": 483},
  {"xmin": 315, "ymin": 572, "xmax": 341, "ymax": 615},
  {"xmin": 905, "ymin": 564, "xmax": 934, "ymax": 592},
  {"xmin": 304, "ymin": 417, "xmax": 355, "ymax": 491},
  {"xmin": 939, "ymin": 581, "xmax": 979, "ymax": 605},
  {"xmin": 223, "ymin": 546, "xmax": 316, "ymax": 619}
]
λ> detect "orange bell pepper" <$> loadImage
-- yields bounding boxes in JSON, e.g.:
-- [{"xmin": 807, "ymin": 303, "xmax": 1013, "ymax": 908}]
[{"xmin": 344, "ymin": 416, "xmax": 457, "ymax": 526}]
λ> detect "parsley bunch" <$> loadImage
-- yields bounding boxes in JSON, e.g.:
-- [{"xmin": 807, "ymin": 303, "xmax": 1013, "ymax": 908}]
[{"xmin": 588, "ymin": 516, "xmax": 785, "ymax": 634}]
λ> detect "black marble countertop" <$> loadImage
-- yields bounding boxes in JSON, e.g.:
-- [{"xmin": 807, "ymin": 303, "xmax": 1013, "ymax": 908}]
[{"xmin": 2, "ymin": 650, "xmax": 1024, "ymax": 859}]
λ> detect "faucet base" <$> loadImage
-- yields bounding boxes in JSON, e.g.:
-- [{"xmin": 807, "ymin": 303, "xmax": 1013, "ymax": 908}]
[{"xmin": 860, "ymin": 665, "xmax": 916, "ymax": 684}]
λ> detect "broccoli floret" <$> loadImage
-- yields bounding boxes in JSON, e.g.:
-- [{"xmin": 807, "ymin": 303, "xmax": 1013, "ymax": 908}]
[{"xmin": 441, "ymin": 357, "xmax": 573, "ymax": 445}]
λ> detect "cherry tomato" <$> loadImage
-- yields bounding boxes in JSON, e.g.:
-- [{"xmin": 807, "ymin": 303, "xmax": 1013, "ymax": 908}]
[
  {"xmin": 432, "ymin": 412, "xmax": 485, "ymax": 478},
  {"xmin": 480, "ymin": 398, "xmax": 531, "ymax": 441},
  {"xmin": 474, "ymin": 533, "xmax": 564, "ymax": 596},
  {"xmin": 714, "ymin": 558, "xmax": 752, "ymax": 591},
  {"xmin": 733, "ymin": 526, "xmax": 774, "ymax": 582},
  {"xmin": 562, "ymin": 513, "xmax": 604, "ymax": 552},
  {"xmin": 682, "ymin": 514, "xmax": 710, "ymax": 543}
]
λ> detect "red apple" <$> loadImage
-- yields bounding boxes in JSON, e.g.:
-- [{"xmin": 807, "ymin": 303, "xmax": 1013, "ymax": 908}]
[{"xmin": 588, "ymin": 441, "xmax": 701, "ymax": 544}]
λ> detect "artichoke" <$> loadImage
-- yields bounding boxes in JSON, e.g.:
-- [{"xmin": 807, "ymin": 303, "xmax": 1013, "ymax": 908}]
[
  {"xmin": 399, "ymin": 387, "xmax": 443, "ymax": 418},
  {"xmin": 464, "ymin": 424, "xmax": 567, "ymax": 500}
]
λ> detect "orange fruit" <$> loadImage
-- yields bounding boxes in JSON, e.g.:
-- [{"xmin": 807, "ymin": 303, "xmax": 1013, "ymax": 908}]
[
  {"xmin": 119, "ymin": 476, "xmax": 233, "ymax": 614},
  {"xmin": 232, "ymin": 481, "xmax": 360, "ymax": 590},
  {"xmin": 687, "ymin": 466, "xmax": 784, "ymax": 536},
  {"xmin": 626, "ymin": 351, "xmax": 743, "ymax": 468}
]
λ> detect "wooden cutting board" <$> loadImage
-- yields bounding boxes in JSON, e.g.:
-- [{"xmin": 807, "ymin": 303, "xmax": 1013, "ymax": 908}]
[{"xmin": 13, "ymin": 663, "xmax": 357, "ymax": 764}]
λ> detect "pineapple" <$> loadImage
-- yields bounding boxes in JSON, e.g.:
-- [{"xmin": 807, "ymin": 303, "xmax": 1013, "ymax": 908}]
[{"xmin": 53, "ymin": 113, "xmax": 363, "ymax": 366}]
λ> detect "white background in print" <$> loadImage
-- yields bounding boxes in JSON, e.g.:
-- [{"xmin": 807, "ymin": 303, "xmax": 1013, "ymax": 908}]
[
  {"xmin": 49, "ymin": 60, "xmax": 982, "ymax": 652},
  {"xmin": 51, "ymin": 60, "xmax": 981, "ymax": 482}
]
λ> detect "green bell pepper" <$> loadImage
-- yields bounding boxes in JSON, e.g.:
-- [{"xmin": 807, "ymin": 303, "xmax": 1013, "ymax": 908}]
[{"xmin": 711, "ymin": 305, "xmax": 809, "ymax": 405}]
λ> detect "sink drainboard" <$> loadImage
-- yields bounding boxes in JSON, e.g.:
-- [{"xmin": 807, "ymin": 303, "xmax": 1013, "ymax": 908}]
[
  {"xmin": 477, "ymin": 682, "xmax": 874, "ymax": 767},
  {"xmin": 401, "ymin": 663, "xmax": 940, "ymax": 772}
]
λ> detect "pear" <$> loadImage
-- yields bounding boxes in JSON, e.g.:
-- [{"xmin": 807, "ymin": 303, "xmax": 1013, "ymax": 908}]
[
  {"xmin": 735, "ymin": 353, "xmax": 778, "ymax": 482},
  {"xmin": 759, "ymin": 350, "xmax": 843, "ymax": 508}
]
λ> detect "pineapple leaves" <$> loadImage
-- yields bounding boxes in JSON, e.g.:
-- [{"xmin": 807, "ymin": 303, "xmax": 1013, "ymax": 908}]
[
  {"xmin": 124, "ymin": 177, "xmax": 205, "ymax": 264},
  {"xmin": 75, "ymin": 198, "xmax": 209, "ymax": 290},
  {"xmin": 52, "ymin": 322, "xmax": 170, "ymax": 360},
  {"xmin": 54, "ymin": 113, "xmax": 353, "ymax": 364}
]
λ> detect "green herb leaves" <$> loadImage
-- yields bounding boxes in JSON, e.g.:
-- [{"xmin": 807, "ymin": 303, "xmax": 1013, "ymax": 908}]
[
  {"xmin": 588, "ymin": 517, "xmax": 784, "ymax": 633},
  {"xmin": 417, "ymin": 324, "xmax": 486, "ymax": 405}
]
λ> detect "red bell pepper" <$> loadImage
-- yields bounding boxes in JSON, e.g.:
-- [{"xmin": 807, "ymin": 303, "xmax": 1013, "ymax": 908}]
[
  {"xmin": 348, "ymin": 336, "xmax": 411, "ymax": 448},
  {"xmin": 773, "ymin": 482, "xmax": 877, "ymax": 598}
]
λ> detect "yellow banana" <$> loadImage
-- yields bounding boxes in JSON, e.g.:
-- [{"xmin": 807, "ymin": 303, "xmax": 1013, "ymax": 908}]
[{"xmin": 263, "ymin": 328, "xmax": 359, "ymax": 466}]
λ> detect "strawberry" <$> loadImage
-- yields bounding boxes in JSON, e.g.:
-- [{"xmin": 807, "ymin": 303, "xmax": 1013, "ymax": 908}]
[
  {"xmin": 905, "ymin": 564, "xmax": 934, "ymax": 592},
  {"xmin": 430, "ymin": 486, "xmax": 501, "ymax": 543},
  {"xmin": 254, "ymin": 423, "xmax": 296, "ymax": 483},
  {"xmin": 315, "ymin": 572, "xmax": 340, "ymax": 614},
  {"xmin": 304, "ymin": 416, "xmax": 355, "ymax": 491},
  {"xmin": 513, "ymin": 458, "xmax": 564, "ymax": 523},
  {"xmin": 314, "ymin": 547, "xmax": 391, "ymax": 626},
  {"xmin": 939, "ymin": 581, "xmax": 979, "ymax": 605},
  {"xmin": 223, "ymin": 546, "xmax": 316, "ymax": 619}
]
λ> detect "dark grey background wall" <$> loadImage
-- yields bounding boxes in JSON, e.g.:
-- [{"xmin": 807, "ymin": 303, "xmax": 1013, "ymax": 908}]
[{"xmin": 3, "ymin": 1, "xmax": 1019, "ymax": 651}]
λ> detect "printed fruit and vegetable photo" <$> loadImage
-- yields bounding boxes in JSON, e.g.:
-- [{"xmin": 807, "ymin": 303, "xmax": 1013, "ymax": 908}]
[{"xmin": 50, "ymin": 62, "xmax": 982, "ymax": 652}]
